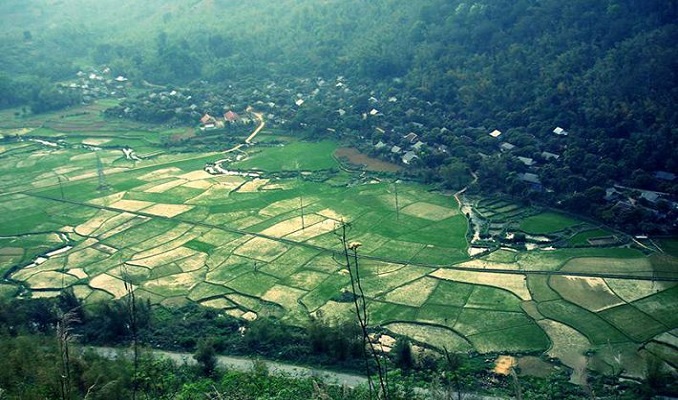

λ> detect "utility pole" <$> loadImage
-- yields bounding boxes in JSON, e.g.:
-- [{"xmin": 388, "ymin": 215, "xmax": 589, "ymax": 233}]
[
  {"xmin": 299, "ymin": 193, "xmax": 306, "ymax": 230},
  {"xmin": 96, "ymin": 153, "xmax": 109, "ymax": 191},
  {"xmin": 393, "ymin": 180, "xmax": 400, "ymax": 221},
  {"xmin": 297, "ymin": 161, "xmax": 305, "ymax": 229},
  {"xmin": 58, "ymin": 176, "xmax": 65, "ymax": 200}
]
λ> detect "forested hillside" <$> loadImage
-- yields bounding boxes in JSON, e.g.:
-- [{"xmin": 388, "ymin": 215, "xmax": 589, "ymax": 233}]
[{"xmin": 1, "ymin": 0, "xmax": 677, "ymax": 232}]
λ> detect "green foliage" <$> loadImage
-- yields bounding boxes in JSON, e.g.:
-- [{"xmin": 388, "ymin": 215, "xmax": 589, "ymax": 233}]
[
  {"xmin": 392, "ymin": 338, "xmax": 414, "ymax": 372},
  {"xmin": 193, "ymin": 338, "xmax": 218, "ymax": 378}
]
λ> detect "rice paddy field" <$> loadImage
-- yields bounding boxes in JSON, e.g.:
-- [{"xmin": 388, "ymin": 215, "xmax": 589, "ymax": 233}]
[{"xmin": 1, "ymin": 107, "xmax": 677, "ymax": 382}]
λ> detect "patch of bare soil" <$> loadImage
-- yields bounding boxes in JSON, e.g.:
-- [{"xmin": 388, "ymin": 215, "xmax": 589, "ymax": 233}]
[
  {"xmin": 493, "ymin": 355, "xmax": 516, "ymax": 375},
  {"xmin": 334, "ymin": 147, "xmax": 401, "ymax": 172}
]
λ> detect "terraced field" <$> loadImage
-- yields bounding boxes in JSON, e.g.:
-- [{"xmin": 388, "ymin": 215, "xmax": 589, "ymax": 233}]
[{"xmin": 1, "ymin": 110, "xmax": 677, "ymax": 382}]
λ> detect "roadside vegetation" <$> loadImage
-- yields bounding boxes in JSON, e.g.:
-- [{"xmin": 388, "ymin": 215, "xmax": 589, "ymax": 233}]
[{"xmin": 1, "ymin": 293, "xmax": 675, "ymax": 400}]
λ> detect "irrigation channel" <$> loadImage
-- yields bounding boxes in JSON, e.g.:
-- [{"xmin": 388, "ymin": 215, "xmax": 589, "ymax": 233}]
[{"xmin": 24, "ymin": 192, "xmax": 678, "ymax": 283}]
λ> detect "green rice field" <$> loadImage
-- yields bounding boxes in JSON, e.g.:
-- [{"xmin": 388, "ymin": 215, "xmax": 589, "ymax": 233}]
[{"xmin": 2, "ymin": 108, "xmax": 677, "ymax": 380}]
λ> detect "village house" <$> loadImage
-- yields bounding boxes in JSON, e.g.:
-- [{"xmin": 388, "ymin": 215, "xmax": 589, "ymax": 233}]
[
  {"xmin": 604, "ymin": 187, "xmax": 623, "ymax": 202},
  {"xmin": 517, "ymin": 156, "xmax": 535, "ymax": 167},
  {"xmin": 654, "ymin": 171, "xmax": 676, "ymax": 181},
  {"xmin": 553, "ymin": 126, "xmax": 568, "ymax": 136},
  {"xmin": 517, "ymin": 172, "xmax": 543, "ymax": 190},
  {"xmin": 403, "ymin": 132, "xmax": 418, "ymax": 143},
  {"xmin": 200, "ymin": 113, "xmax": 218, "ymax": 130},
  {"xmin": 374, "ymin": 140, "xmax": 387, "ymax": 150},
  {"xmin": 224, "ymin": 110, "xmax": 240, "ymax": 123},
  {"xmin": 500, "ymin": 142, "xmax": 516, "ymax": 152},
  {"xmin": 402, "ymin": 151, "xmax": 418, "ymax": 164},
  {"xmin": 541, "ymin": 151, "xmax": 560, "ymax": 161}
]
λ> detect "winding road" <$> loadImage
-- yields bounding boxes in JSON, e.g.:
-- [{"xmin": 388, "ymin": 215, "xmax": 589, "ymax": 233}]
[
  {"xmin": 87, "ymin": 346, "xmax": 504, "ymax": 399},
  {"xmin": 88, "ymin": 346, "xmax": 367, "ymax": 388},
  {"xmin": 212, "ymin": 110, "xmax": 265, "ymax": 169}
]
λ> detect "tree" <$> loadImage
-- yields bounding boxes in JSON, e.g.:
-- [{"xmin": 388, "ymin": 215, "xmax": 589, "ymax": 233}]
[
  {"xmin": 440, "ymin": 159, "xmax": 471, "ymax": 190},
  {"xmin": 194, "ymin": 339, "xmax": 218, "ymax": 378},
  {"xmin": 393, "ymin": 338, "xmax": 414, "ymax": 373}
]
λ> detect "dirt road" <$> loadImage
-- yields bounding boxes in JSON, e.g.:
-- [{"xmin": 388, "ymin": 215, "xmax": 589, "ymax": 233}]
[{"xmin": 88, "ymin": 346, "xmax": 367, "ymax": 387}]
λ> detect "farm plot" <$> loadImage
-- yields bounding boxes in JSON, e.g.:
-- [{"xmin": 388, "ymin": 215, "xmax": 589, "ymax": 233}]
[
  {"xmin": 284, "ymin": 217, "xmax": 341, "ymax": 242},
  {"xmin": 385, "ymin": 322, "xmax": 472, "ymax": 352},
  {"xmin": 519, "ymin": 212, "xmax": 580, "ymax": 234},
  {"xmin": 482, "ymin": 249, "xmax": 519, "ymax": 263},
  {"xmin": 431, "ymin": 268, "xmax": 531, "ymax": 300},
  {"xmin": 467, "ymin": 323, "xmax": 549, "ymax": 353},
  {"xmin": 537, "ymin": 300, "xmax": 629, "ymax": 344},
  {"xmin": 232, "ymin": 140, "xmax": 339, "ymax": 172},
  {"xmin": 24, "ymin": 270, "xmax": 79, "ymax": 290},
  {"xmin": 259, "ymin": 196, "xmax": 320, "ymax": 218},
  {"xmin": 5, "ymin": 128, "xmax": 678, "ymax": 370},
  {"xmin": 398, "ymin": 202, "xmax": 459, "ymax": 221},
  {"xmin": 598, "ymin": 305, "xmax": 668, "ymax": 342},
  {"xmin": 549, "ymin": 276, "xmax": 625, "ymax": 312},
  {"xmin": 516, "ymin": 247, "xmax": 644, "ymax": 271},
  {"xmin": 631, "ymin": 286, "xmax": 678, "ymax": 328},
  {"xmin": 256, "ymin": 246, "xmax": 322, "ymax": 278},
  {"xmin": 300, "ymin": 276, "xmax": 351, "ymax": 312},
  {"xmin": 560, "ymin": 255, "xmax": 653, "ymax": 277},
  {"xmin": 537, "ymin": 319, "xmax": 590, "ymax": 385},
  {"xmin": 383, "ymin": 277, "xmax": 438, "ymax": 307},
  {"xmin": 426, "ymin": 280, "xmax": 475, "ymax": 307},
  {"xmin": 234, "ymin": 237, "xmax": 289, "ymax": 263},
  {"xmin": 526, "ymin": 275, "xmax": 561, "ymax": 301},
  {"xmin": 416, "ymin": 304, "xmax": 463, "ymax": 328},
  {"xmin": 89, "ymin": 273, "xmax": 132, "ymax": 298},
  {"xmin": 262, "ymin": 284, "xmax": 308, "ymax": 316},
  {"xmin": 227, "ymin": 272, "xmax": 279, "ymax": 297},
  {"xmin": 127, "ymin": 223, "xmax": 196, "ymax": 254},
  {"xmin": 0, "ymin": 194, "xmax": 92, "ymax": 235},
  {"xmin": 448, "ymin": 308, "xmax": 550, "ymax": 353},
  {"xmin": 0, "ymin": 247, "xmax": 24, "ymax": 275},
  {"xmin": 605, "ymin": 278, "xmax": 676, "ymax": 302},
  {"xmin": 100, "ymin": 218, "xmax": 173, "ymax": 250},
  {"xmin": 0, "ymin": 233, "xmax": 65, "ymax": 274},
  {"xmin": 464, "ymin": 285, "xmax": 523, "ymax": 312},
  {"xmin": 281, "ymin": 270, "xmax": 330, "ymax": 291},
  {"xmin": 129, "ymin": 246, "xmax": 201, "ymax": 269},
  {"xmin": 143, "ymin": 269, "xmax": 206, "ymax": 298},
  {"xmin": 568, "ymin": 229, "xmax": 617, "ymax": 246},
  {"xmin": 359, "ymin": 265, "xmax": 434, "ymax": 298},
  {"xmin": 205, "ymin": 254, "xmax": 260, "ymax": 284}
]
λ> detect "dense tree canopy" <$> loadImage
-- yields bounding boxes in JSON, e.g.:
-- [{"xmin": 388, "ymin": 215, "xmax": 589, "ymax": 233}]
[{"xmin": 1, "ymin": 0, "xmax": 676, "ymax": 232}]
